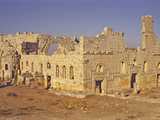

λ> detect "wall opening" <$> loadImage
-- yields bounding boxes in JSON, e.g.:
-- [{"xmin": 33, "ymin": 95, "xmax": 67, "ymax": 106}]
[
  {"xmin": 156, "ymin": 74, "xmax": 160, "ymax": 88},
  {"xmin": 62, "ymin": 65, "xmax": 66, "ymax": 79},
  {"xmin": 46, "ymin": 75, "xmax": 51, "ymax": 89},
  {"xmin": 12, "ymin": 70, "xmax": 15, "ymax": 79},
  {"xmin": 40, "ymin": 63, "xmax": 43, "ymax": 73},
  {"xmin": 56, "ymin": 65, "xmax": 59, "ymax": 78},
  {"xmin": 133, "ymin": 59, "xmax": 137, "ymax": 66},
  {"xmin": 26, "ymin": 61, "xmax": 29, "ymax": 66},
  {"xmin": 47, "ymin": 62, "xmax": 51, "ymax": 69},
  {"xmin": 121, "ymin": 61, "xmax": 126, "ymax": 74},
  {"xmin": 31, "ymin": 62, "xmax": 34, "ymax": 72},
  {"xmin": 21, "ymin": 62, "xmax": 23, "ymax": 70},
  {"xmin": 2, "ymin": 70, "xmax": 4, "ymax": 80},
  {"xmin": 131, "ymin": 73, "xmax": 137, "ymax": 88},
  {"xmin": 96, "ymin": 64, "xmax": 104, "ymax": 72},
  {"xmin": 69, "ymin": 66, "xmax": 74, "ymax": 80},
  {"xmin": 143, "ymin": 61, "xmax": 148, "ymax": 73},
  {"xmin": 157, "ymin": 63, "xmax": 160, "ymax": 70},
  {"xmin": 5, "ymin": 64, "xmax": 8, "ymax": 71},
  {"xmin": 95, "ymin": 80, "xmax": 103, "ymax": 94}
]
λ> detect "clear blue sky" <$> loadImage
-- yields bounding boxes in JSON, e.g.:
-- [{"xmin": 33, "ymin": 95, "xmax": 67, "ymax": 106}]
[{"xmin": 0, "ymin": 0, "xmax": 160, "ymax": 47}]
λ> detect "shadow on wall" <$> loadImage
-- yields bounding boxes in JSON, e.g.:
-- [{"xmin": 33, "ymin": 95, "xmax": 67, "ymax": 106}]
[{"xmin": 0, "ymin": 81, "xmax": 12, "ymax": 88}]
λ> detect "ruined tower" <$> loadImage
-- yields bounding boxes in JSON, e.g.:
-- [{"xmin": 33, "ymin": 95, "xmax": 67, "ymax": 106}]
[{"xmin": 141, "ymin": 15, "xmax": 156, "ymax": 49}]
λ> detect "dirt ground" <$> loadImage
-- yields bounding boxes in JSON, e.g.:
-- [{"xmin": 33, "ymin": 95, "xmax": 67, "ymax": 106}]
[{"xmin": 0, "ymin": 86, "xmax": 160, "ymax": 120}]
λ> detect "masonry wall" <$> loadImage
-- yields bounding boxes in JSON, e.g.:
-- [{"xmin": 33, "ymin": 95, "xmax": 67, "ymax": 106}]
[{"xmin": 20, "ymin": 52, "xmax": 84, "ymax": 92}]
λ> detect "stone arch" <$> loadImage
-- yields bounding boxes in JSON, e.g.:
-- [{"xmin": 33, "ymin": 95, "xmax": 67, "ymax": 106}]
[
  {"xmin": 56, "ymin": 65, "xmax": 59, "ymax": 78},
  {"xmin": 69, "ymin": 66, "xmax": 74, "ymax": 80},
  {"xmin": 96, "ymin": 64, "xmax": 104, "ymax": 72},
  {"xmin": 62, "ymin": 65, "xmax": 66, "ymax": 79}
]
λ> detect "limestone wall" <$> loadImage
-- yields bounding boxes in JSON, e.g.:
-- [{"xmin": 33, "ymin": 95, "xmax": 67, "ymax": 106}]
[{"xmin": 20, "ymin": 52, "xmax": 84, "ymax": 92}]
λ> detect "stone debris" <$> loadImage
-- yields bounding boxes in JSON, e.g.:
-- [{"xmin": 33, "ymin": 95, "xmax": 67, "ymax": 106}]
[{"xmin": 7, "ymin": 92, "xmax": 18, "ymax": 97}]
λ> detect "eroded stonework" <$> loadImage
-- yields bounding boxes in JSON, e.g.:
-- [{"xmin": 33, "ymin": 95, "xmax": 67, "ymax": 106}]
[{"xmin": 0, "ymin": 15, "xmax": 160, "ymax": 95}]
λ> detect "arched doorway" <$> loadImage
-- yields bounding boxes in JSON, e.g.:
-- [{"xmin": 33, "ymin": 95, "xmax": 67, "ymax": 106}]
[
  {"xmin": 46, "ymin": 75, "xmax": 51, "ymax": 89},
  {"xmin": 131, "ymin": 73, "xmax": 137, "ymax": 88}
]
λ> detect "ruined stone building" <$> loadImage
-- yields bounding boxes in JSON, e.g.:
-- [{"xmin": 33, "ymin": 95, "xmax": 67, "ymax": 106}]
[{"xmin": 0, "ymin": 15, "xmax": 160, "ymax": 95}]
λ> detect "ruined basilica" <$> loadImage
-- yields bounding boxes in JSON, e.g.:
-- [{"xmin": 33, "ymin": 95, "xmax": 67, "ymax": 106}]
[{"xmin": 0, "ymin": 15, "xmax": 160, "ymax": 95}]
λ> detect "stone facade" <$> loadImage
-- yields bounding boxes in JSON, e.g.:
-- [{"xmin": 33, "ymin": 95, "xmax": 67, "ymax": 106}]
[{"xmin": 0, "ymin": 15, "xmax": 160, "ymax": 95}]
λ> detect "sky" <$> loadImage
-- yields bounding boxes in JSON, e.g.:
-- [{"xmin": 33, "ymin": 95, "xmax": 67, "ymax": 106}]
[{"xmin": 0, "ymin": 0, "xmax": 160, "ymax": 47}]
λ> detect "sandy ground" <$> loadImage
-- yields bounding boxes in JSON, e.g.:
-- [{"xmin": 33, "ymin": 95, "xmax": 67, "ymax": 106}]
[{"xmin": 0, "ymin": 86, "xmax": 160, "ymax": 120}]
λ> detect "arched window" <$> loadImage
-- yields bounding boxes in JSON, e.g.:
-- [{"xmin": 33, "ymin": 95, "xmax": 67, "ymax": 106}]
[
  {"xmin": 143, "ymin": 61, "xmax": 148, "ymax": 73},
  {"xmin": 121, "ymin": 61, "xmax": 126, "ymax": 74},
  {"xmin": 69, "ymin": 66, "xmax": 74, "ymax": 80},
  {"xmin": 96, "ymin": 64, "xmax": 104, "ymax": 72},
  {"xmin": 47, "ymin": 62, "xmax": 51, "ymax": 69},
  {"xmin": 40, "ymin": 63, "xmax": 43, "ymax": 73},
  {"xmin": 62, "ymin": 65, "xmax": 66, "ymax": 79},
  {"xmin": 31, "ymin": 62, "xmax": 34, "ymax": 72},
  {"xmin": 56, "ymin": 65, "xmax": 59, "ymax": 78}
]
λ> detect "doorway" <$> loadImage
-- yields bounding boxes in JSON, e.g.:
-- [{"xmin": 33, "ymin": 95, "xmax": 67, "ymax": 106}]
[
  {"xmin": 131, "ymin": 73, "xmax": 137, "ymax": 88},
  {"xmin": 95, "ymin": 80, "xmax": 103, "ymax": 94},
  {"xmin": 47, "ymin": 76, "xmax": 51, "ymax": 89}
]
